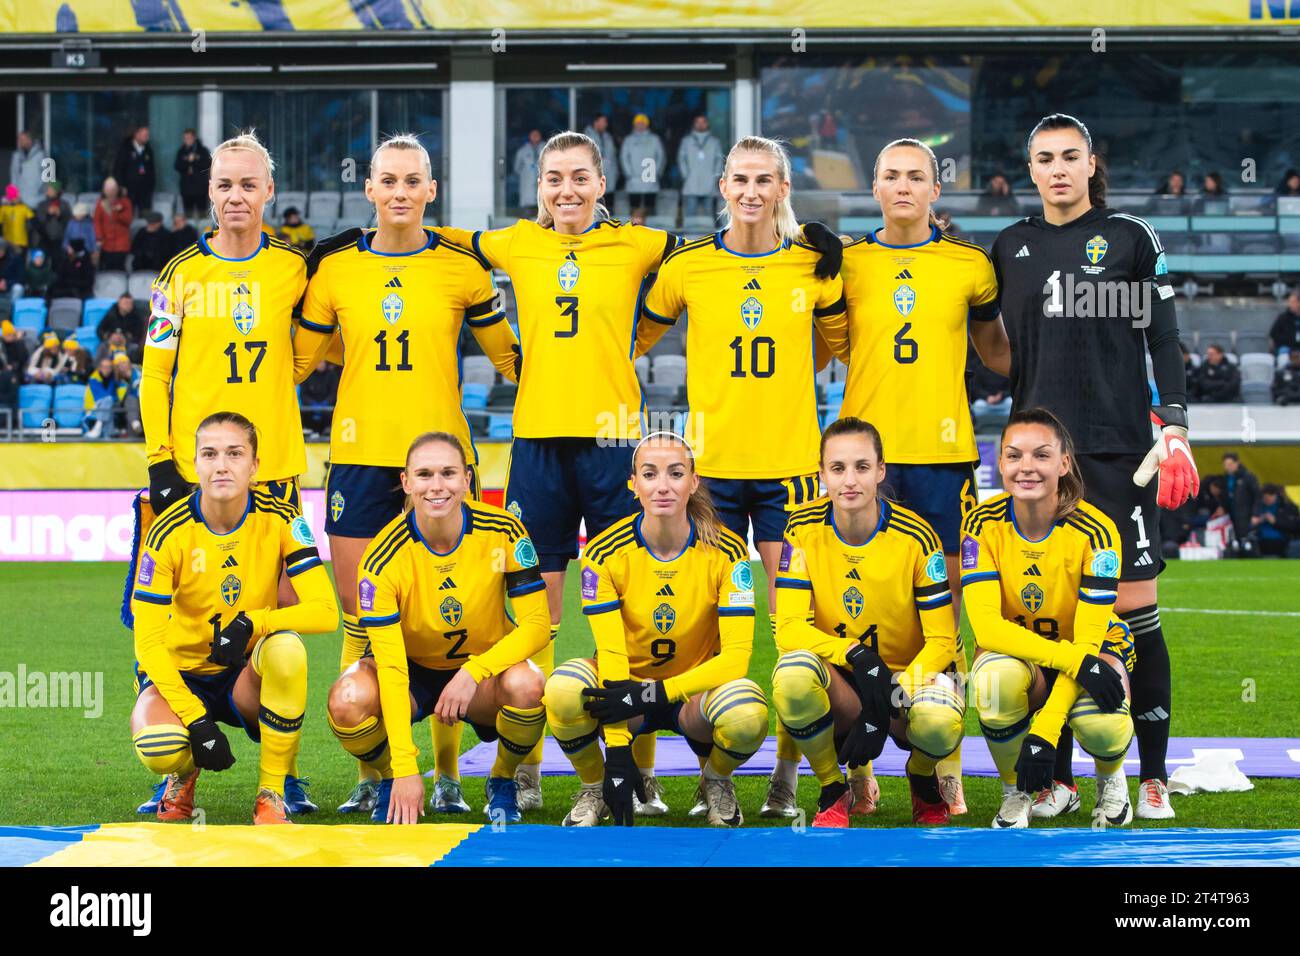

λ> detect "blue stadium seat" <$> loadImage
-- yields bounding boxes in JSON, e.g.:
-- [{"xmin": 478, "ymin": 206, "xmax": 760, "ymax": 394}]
[
  {"xmin": 82, "ymin": 298, "xmax": 116, "ymax": 327},
  {"xmin": 18, "ymin": 384, "xmax": 53, "ymax": 429},
  {"xmin": 462, "ymin": 381, "xmax": 490, "ymax": 409},
  {"xmin": 75, "ymin": 324, "xmax": 99, "ymax": 344},
  {"xmin": 488, "ymin": 413, "xmax": 513, "ymax": 440},
  {"xmin": 826, "ymin": 381, "xmax": 845, "ymax": 404},
  {"xmin": 53, "ymin": 384, "xmax": 85, "ymax": 429},
  {"xmin": 12, "ymin": 297, "xmax": 47, "ymax": 333}
]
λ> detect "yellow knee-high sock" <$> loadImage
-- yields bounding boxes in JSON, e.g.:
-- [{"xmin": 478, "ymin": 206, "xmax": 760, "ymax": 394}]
[
  {"xmin": 252, "ymin": 631, "xmax": 308, "ymax": 796},
  {"xmin": 1070, "ymin": 694, "xmax": 1134, "ymax": 779},
  {"xmin": 772, "ymin": 650, "xmax": 842, "ymax": 787},
  {"xmin": 340, "ymin": 613, "xmax": 380, "ymax": 785},
  {"xmin": 972, "ymin": 652, "xmax": 1033, "ymax": 786},
  {"xmin": 704, "ymin": 679, "xmax": 769, "ymax": 777},
  {"xmin": 522, "ymin": 626, "xmax": 558, "ymax": 767},
  {"xmin": 906, "ymin": 751, "xmax": 939, "ymax": 776},
  {"xmin": 133, "ymin": 724, "xmax": 195, "ymax": 777},
  {"xmin": 769, "ymin": 613, "xmax": 803, "ymax": 765},
  {"xmin": 544, "ymin": 659, "xmax": 604, "ymax": 785},
  {"xmin": 935, "ymin": 629, "xmax": 968, "ymax": 779},
  {"xmin": 631, "ymin": 733, "xmax": 657, "ymax": 774},
  {"xmin": 492, "ymin": 705, "xmax": 547, "ymax": 779},
  {"xmin": 431, "ymin": 719, "xmax": 464, "ymax": 780},
  {"xmin": 328, "ymin": 711, "xmax": 393, "ymax": 778}
]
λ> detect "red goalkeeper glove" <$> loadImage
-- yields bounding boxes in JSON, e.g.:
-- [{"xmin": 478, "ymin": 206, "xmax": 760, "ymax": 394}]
[{"xmin": 1133, "ymin": 405, "xmax": 1199, "ymax": 509}]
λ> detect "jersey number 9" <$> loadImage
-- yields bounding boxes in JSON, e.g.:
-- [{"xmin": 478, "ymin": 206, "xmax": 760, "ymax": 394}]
[{"xmin": 649, "ymin": 637, "xmax": 676, "ymax": 667}]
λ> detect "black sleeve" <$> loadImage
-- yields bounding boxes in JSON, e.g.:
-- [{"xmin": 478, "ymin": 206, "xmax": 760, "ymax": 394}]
[{"xmin": 1130, "ymin": 220, "xmax": 1187, "ymax": 409}]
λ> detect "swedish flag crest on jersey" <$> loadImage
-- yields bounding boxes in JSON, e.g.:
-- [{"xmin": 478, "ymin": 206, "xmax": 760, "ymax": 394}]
[
  {"xmin": 330, "ymin": 490, "xmax": 345, "ymax": 523},
  {"xmin": 221, "ymin": 573, "xmax": 242, "ymax": 607},
  {"xmin": 1021, "ymin": 582, "xmax": 1044, "ymax": 613},
  {"xmin": 382, "ymin": 292, "xmax": 403, "ymax": 325},
  {"xmin": 653, "ymin": 602, "xmax": 676, "ymax": 634},
  {"xmin": 843, "ymin": 585, "xmax": 864, "ymax": 619},
  {"xmin": 740, "ymin": 295, "xmax": 762, "ymax": 330},
  {"xmin": 1085, "ymin": 234, "xmax": 1108, "ymax": 265},
  {"xmin": 893, "ymin": 284, "xmax": 916, "ymax": 316},
  {"xmin": 439, "ymin": 595, "xmax": 463, "ymax": 627},
  {"xmin": 232, "ymin": 300, "xmax": 255, "ymax": 335},
  {"xmin": 558, "ymin": 257, "xmax": 579, "ymax": 292}
]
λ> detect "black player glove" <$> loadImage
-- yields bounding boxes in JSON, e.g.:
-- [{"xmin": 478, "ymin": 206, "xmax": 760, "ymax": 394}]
[
  {"xmin": 207, "ymin": 611, "xmax": 254, "ymax": 667},
  {"xmin": 837, "ymin": 644, "xmax": 894, "ymax": 768},
  {"xmin": 147, "ymin": 460, "xmax": 189, "ymax": 510},
  {"xmin": 187, "ymin": 716, "xmax": 235, "ymax": 771},
  {"xmin": 801, "ymin": 220, "xmax": 844, "ymax": 279},
  {"xmin": 1015, "ymin": 734, "xmax": 1056, "ymax": 794},
  {"xmin": 837, "ymin": 708, "xmax": 889, "ymax": 769},
  {"xmin": 1073, "ymin": 653, "xmax": 1126, "ymax": 713},
  {"xmin": 602, "ymin": 745, "xmax": 646, "ymax": 827},
  {"xmin": 511, "ymin": 343, "xmax": 523, "ymax": 380},
  {"xmin": 582, "ymin": 679, "xmax": 670, "ymax": 724}
]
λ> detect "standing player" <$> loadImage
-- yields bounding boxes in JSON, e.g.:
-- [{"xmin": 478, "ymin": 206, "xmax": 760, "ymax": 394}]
[
  {"xmin": 837, "ymin": 137, "xmax": 1012, "ymax": 815},
  {"xmin": 544, "ymin": 432, "xmax": 767, "ymax": 827},
  {"xmin": 990, "ymin": 114, "xmax": 1197, "ymax": 819},
  {"xmin": 130, "ymin": 412, "xmax": 339, "ymax": 824},
  {"xmin": 132, "ymin": 130, "xmax": 314, "ymax": 815},
  {"xmin": 773, "ymin": 418, "xmax": 963, "ymax": 827},
  {"xmin": 325, "ymin": 432, "xmax": 550, "ymax": 824},
  {"xmin": 638, "ymin": 135, "xmax": 849, "ymax": 818},
  {"xmin": 434, "ymin": 131, "xmax": 680, "ymax": 811},
  {"xmin": 962, "ymin": 409, "xmax": 1135, "ymax": 829},
  {"xmin": 295, "ymin": 134, "xmax": 519, "ymax": 816}
]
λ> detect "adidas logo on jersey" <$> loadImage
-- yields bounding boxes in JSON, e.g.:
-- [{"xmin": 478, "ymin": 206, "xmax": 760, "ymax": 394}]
[
  {"xmin": 845, "ymin": 568, "xmax": 861, "ymax": 580},
  {"xmin": 1135, "ymin": 551, "xmax": 1154, "ymax": 567},
  {"xmin": 894, "ymin": 269, "xmax": 913, "ymax": 280},
  {"xmin": 438, "ymin": 576, "xmax": 456, "ymax": 590},
  {"xmin": 564, "ymin": 251, "xmax": 577, "ymax": 261},
  {"xmin": 743, "ymin": 278, "xmax": 761, "ymax": 290},
  {"xmin": 233, "ymin": 282, "xmax": 251, "ymax": 295},
  {"xmin": 1024, "ymin": 564, "xmax": 1041, "ymax": 576},
  {"xmin": 1015, "ymin": 245, "xmax": 1030, "ymax": 258},
  {"xmin": 655, "ymin": 584, "xmax": 675, "ymax": 596},
  {"xmin": 384, "ymin": 277, "xmax": 403, "ymax": 288},
  {"xmin": 221, "ymin": 555, "xmax": 238, "ymax": 569}
]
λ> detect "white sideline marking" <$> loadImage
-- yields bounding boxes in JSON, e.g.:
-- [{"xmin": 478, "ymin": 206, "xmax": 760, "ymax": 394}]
[{"xmin": 1161, "ymin": 607, "xmax": 1300, "ymax": 618}]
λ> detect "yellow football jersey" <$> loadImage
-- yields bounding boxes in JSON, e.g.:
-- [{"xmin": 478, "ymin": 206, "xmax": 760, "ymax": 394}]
[
  {"xmin": 641, "ymin": 234, "xmax": 848, "ymax": 479},
  {"xmin": 580, "ymin": 513, "xmax": 757, "ymax": 744},
  {"xmin": 840, "ymin": 227, "xmax": 999, "ymax": 464},
  {"xmin": 142, "ymin": 232, "xmax": 308, "ymax": 483},
  {"xmin": 355, "ymin": 501, "xmax": 550, "ymax": 777},
  {"xmin": 775, "ymin": 497, "xmax": 957, "ymax": 695},
  {"xmin": 436, "ymin": 219, "xmax": 676, "ymax": 441},
  {"xmin": 131, "ymin": 490, "xmax": 338, "ymax": 725},
  {"xmin": 297, "ymin": 229, "xmax": 515, "ymax": 467}
]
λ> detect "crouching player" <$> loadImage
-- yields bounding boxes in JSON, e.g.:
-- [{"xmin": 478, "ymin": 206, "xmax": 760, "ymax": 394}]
[
  {"xmin": 325, "ymin": 432, "xmax": 551, "ymax": 824},
  {"xmin": 129, "ymin": 412, "xmax": 339, "ymax": 824},
  {"xmin": 963, "ymin": 408, "xmax": 1135, "ymax": 829},
  {"xmin": 772, "ymin": 417, "xmax": 964, "ymax": 828},
  {"xmin": 545, "ymin": 432, "xmax": 768, "ymax": 827}
]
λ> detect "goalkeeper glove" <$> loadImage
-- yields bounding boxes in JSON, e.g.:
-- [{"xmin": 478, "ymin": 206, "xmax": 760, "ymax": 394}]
[
  {"xmin": 1073, "ymin": 653, "xmax": 1126, "ymax": 713},
  {"xmin": 801, "ymin": 221, "xmax": 844, "ymax": 279},
  {"xmin": 511, "ymin": 343, "xmax": 523, "ymax": 380},
  {"xmin": 602, "ymin": 745, "xmax": 646, "ymax": 827},
  {"xmin": 187, "ymin": 716, "xmax": 235, "ymax": 771},
  {"xmin": 148, "ymin": 459, "xmax": 189, "ymax": 510},
  {"xmin": 1134, "ymin": 404, "xmax": 1199, "ymax": 509},
  {"xmin": 1015, "ymin": 734, "xmax": 1056, "ymax": 794},
  {"xmin": 582, "ymin": 679, "xmax": 670, "ymax": 724},
  {"xmin": 207, "ymin": 611, "xmax": 254, "ymax": 668}
]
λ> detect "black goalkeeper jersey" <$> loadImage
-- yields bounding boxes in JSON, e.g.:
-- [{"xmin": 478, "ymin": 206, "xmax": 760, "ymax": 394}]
[{"xmin": 990, "ymin": 205, "xmax": 1186, "ymax": 455}]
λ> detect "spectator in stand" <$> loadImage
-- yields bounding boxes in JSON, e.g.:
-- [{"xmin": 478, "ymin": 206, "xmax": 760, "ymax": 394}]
[
  {"xmin": 130, "ymin": 211, "xmax": 171, "ymax": 274},
  {"xmin": 584, "ymin": 114, "xmax": 618, "ymax": 193},
  {"xmin": 1194, "ymin": 342, "xmax": 1241, "ymax": 402},
  {"xmin": 1277, "ymin": 168, "xmax": 1300, "ymax": 197},
  {"xmin": 300, "ymin": 359, "xmax": 339, "ymax": 436},
  {"xmin": 1, "ymin": 184, "xmax": 34, "ymax": 253},
  {"xmin": 0, "ymin": 322, "xmax": 19, "ymax": 413},
  {"xmin": 95, "ymin": 328, "xmax": 130, "ymax": 364},
  {"xmin": 33, "ymin": 183, "xmax": 71, "ymax": 259},
  {"xmin": 62, "ymin": 334, "xmax": 90, "ymax": 384},
  {"xmin": 1180, "ymin": 341, "xmax": 1199, "ymax": 392},
  {"xmin": 1218, "ymin": 452, "xmax": 1261, "ymax": 545},
  {"xmin": 96, "ymin": 291, "xmax": 144, "ymax": 352},
  {"xmin": 276, "ymin": 206, "xmax": 315, "ymax": 251},
  {"xmin": 967, "ymin": 352, "xmax": 1012, "ymax": 427},
  {"xmin": 677, "ymin": 114, "xmax": 725, "ymax": 222},
  {"xmin": 620, "ymin": 113, "xmax": 666, "ymax": 215},
  {"xmin": 513, "ymin": 129, "xmax": 543, "ymax": 216},
  {"xmin": 1273, "ymin": 349, "xmax": 1300, "ymax": 405},
  {"xmin": 9, "ymin": 131, "xmax": 46, "ymax": 209},
  {"xmin": 1194, "ymin": 172, "xmax": 1228, "ymax": 212},
  {"xmin": 113, "ymin": 125, "xmax": 156, "ymax": 214},
  {"xmin": 1252, "ymin": 484, "xmax": 1300, "ymax": 557},
  {"xmin": 169, "ymin": 212, "xmax": 199, "ymax": 256},
  {"xmin": 0, "ymin": 239, "xmax": 24, "ymax": 299},
  {"xmin": 23, "ymin": 246, "xmax": 53, "ymax": 299},
  {"xmin": 82, "ymin": 354, "xmax": 124, "ymax": 438},
  {"xmin": 112, "ymin": 348, "xmax": 142, "ymax": 435},
  {"xmin": 1, "ymin": 318, "xmax": 30, "ymax": 376},
  {"xmin": 66, "ymin": 202, "xmax": 98, "ymax": 264},
  {"xmin": 1156, "ymin": 170, "xmax": 1187, "ymax": 196},
  {"xmin": 1269, "ymin": 289, "xmax": 1300, "ymax": 356},
  {"xmin": 51, "ymin": 237, "xmax": 94, "ymax": 300},
  {"xmin": 92, "ymin": 178, "xmax": 132, "ymax": 271},
  {"xmin": 629, "ymin": 206, "xmax": 647, "ymax": 226},
  {"xmin": 976, "ymin": 173, "xmax": 1021, "ymax": 216},
  {"xmin": 26, "ymin": 332, "xmax": 71, "ymax": 384},
  {"xmin": 174, "ymin": 128, "xmax": 212, "ymax": 219}
]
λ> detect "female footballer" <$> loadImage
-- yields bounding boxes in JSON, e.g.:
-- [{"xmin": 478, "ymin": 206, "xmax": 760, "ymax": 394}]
[
  {"xmin": 325, "ymin": 432, "xmax": 551, "ymax": 824},
  {"xmin": 962, "ymin": 408, "xmax": 1135, "ymax": 829},
  {"xmin": 772, "ymin": 417, "xmax": 964, "ymax": 828},
  {"xmin": 129, "ymin": 412, "xmax": 339, "ymax": 824},
  {"xmin": 637, "ymin": 135, "xmax": 849, "ymax": 819},
  {"xmin": 990, "ymin": 114, "xmax": 1196, "ymax": 818},
  {"xmin": 545, "ymin": 432, "xmax": 768, "ymax": 828},
  {"xmin": 294, "ymin": 133, "xmax": 520, "ymax": 816}
]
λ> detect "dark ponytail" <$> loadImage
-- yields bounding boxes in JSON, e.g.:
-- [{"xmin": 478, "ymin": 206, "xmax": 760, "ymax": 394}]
[{"xmin": 1027, "ymin": 112, "xmax": 1106, "ymax": 209}]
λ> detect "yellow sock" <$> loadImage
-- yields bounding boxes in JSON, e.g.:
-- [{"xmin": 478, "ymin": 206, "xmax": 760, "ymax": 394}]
[
  {"xmin": 431, "ymin": 719, "xmax": 463, "ymax": 780},
  {"xmin": 934, "ymin": 632, "xmax": 968, "ymax": 779},
  {"xmin": 973, "ymin": 652, "xmax": 1033, "ymax": 786},
  {"xmin": 772, "ymin": 650, "xmax": 842, "ymax": 787},
  {"xmin": 544, "ymin": 658, "xmax": 604, "ymax": 785},
  {"xmin": 340, "ymin": 613, "xmax": 380, "ymax": 784},
  {"xmin": 133, "ymin": 724, "xmax": 195, "ymax": 776},
  {"xmin": 906, "ymin": 750, "xmax": 939, "ymax": 776},
  {"xmin": 631, "ymin": 733, "xmax": 656, "ymax": 774},
  {"xmin": 770, "ymin": 613, "xmax": 803, "ymax": 764},
  {"xmin": 252, "ymin": 631, "xmax": 308, "ymax": 796},
  {"xmin": 703, "ymin": 679, "xmax": 768, "ymax": 777},
  {"xmin": 1071, "ymin": 693, "xmax": 1134, "ymax": 778},
  {"xmin": 522, "ymin": 626, "xmax": 558, "ymax": 767},
  {"xmin": 492, "ymin": 705, "xmax": 547, "ymax": 778},
  {"xmin": 328, "ymin": 712, "xmax": 393, "ymax": 778}
]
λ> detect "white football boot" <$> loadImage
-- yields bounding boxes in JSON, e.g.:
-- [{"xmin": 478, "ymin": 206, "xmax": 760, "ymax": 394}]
[
  {"xmin": 633, "ymin": 774, "xmax": 669, "ymax": 816},
  {"xmin": 1030, "ymin": 780, "xmax": 1081, "ymax": 819},
  {"xmin": 991, "ymin": 783, "xmax": 1033, "ymax": 829},
  {"xmin": 1093, "ymin": 770, "xmax": 1135, "ymax": 828},
  {"xmin": 561, "ymin": 783, "xmax": 608, "ymax": 827},
  {"xmin": 1135, "ymin": 778, "xmax": 1175, "ymax": 820}
]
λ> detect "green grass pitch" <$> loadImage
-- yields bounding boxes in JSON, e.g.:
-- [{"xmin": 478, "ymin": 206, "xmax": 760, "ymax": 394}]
[{"xmin": 0, "ymin": 559, "xmax": 1296, "ymax": 829}]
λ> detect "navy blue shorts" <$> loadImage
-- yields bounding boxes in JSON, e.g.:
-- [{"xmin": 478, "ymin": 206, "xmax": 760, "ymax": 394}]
[
  {"xmin": 259, "ymin": 477, "xmax": 301, "ymax": 511},
  {"xmin": 326, "ymin": 463, "xmax": 478, "ymax": 538},
  {"xmin": 704, "ymin": 473, "xmax": 819, "ymax": 544},
  {"xmin": 134, "ymin": 662, "xmax": 260, "ymax": 742},
  {"xmin": 881, "ymin": 462, "xmax": 977, "ymax": 554},
  {"xmin": 505, "ymin": 437, "xmax": 636, "ymax": 572},
  {"xmin": 403, "ymin": 658, "xmax": 499, "ymax": 744}
]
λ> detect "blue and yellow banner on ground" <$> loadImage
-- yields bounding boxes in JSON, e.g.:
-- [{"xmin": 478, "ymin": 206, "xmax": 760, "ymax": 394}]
[{"xmin": 1, "ymin": 1, "xmax": 1298, "ymax": 34}]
